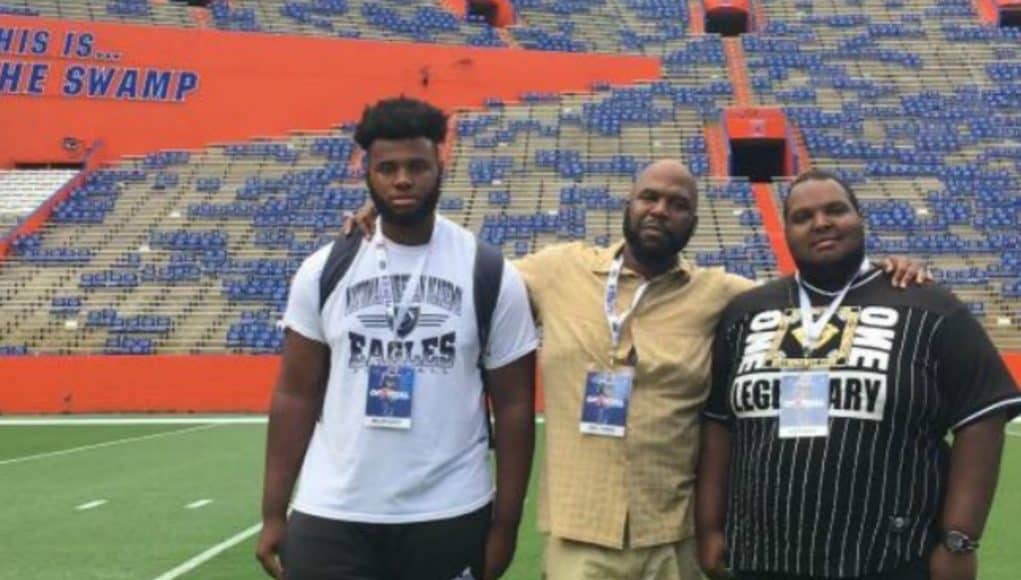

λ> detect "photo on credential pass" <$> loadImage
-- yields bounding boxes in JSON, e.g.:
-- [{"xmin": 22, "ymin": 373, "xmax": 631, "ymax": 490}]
[{"xmin": 1, "ymin": 3, "xmax": 1020, "ymax": 580}]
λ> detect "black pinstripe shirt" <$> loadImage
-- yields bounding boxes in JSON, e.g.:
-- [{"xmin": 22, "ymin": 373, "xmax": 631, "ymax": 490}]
[{"xmin": 704, "ymin": 269, "xmax": 1021, "ymax": 578}]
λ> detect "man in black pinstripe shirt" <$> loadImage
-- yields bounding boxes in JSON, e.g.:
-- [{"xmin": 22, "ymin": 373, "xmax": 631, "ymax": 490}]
[{"xmin": 696, "ymin": 169, "xmax": 1021, "ymax": 580}]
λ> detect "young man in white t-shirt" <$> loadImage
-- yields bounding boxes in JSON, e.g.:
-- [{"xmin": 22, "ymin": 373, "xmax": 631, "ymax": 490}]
[{"xmin": 256, "ymin": 98, "xmax": 539, "ymax": 580}]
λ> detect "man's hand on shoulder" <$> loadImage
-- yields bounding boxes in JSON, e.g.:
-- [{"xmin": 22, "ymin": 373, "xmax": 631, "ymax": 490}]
[
  {"xmin": 341, "ymin": 199, "xmax": 377, "ymax": 238},
  {"xmin": 879, "ymin": 255, "xmax": 933, "ymax": 289}
]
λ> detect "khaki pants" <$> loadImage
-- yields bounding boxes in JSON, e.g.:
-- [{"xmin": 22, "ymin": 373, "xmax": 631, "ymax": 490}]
[{"xmin": 543, "ymin": 535, "xmax": 705, "ymax": 580}]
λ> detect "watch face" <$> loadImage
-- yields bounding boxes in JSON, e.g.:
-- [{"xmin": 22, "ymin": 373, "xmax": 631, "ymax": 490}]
[
  {"xmin": 946, "ymin": 533, "xmax": 965, "ymax": 551},
  {"xmin": 944, "ymin": 530, "xmax": 975, "ymax": 552}
]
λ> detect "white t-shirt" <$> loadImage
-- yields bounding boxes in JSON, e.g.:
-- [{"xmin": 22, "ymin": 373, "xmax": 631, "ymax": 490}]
[{"xmin": 284, "ymin": 215, "xmax": 539, "ymax": 524}]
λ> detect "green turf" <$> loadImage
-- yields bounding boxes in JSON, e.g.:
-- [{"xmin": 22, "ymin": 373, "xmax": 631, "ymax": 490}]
[
  {"xmin": 977, "ymin": 426, "xmax": 1021, "ymax": 580},
  {"xmin": 183, "ymin": 427, "xmax": 547, "ymax": 580},
  {"xmin": 0, "ymin": 422, "xmax": 1018, "ymax": 579},
  {"xmin": 1, "ymin": 423, "xmax": 264, "ymax": 579},
  {"xmin": 0, "ymin": 424, "xmax": 193, "ymax": 461}
]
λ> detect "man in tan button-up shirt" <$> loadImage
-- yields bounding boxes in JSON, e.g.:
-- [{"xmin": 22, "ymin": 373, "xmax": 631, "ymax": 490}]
[{"xmin": 515, "ymin": 160, "xmax": 754, "ymax": 578}]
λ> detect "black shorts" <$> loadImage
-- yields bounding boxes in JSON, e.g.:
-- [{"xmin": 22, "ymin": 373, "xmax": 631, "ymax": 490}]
[
  {"xmin": 282, "ymin": 504, "xmax": 491, "ymax": 580},
  {"xmin": 734, "ymin": 557, "xmax": 929, "ymax": 580}
]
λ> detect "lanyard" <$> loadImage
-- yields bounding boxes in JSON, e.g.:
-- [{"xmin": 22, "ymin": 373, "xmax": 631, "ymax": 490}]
[
  {"xmin": 605, "ymin": 252, "xmax": 652, "ymax": 362},
  {"xmin": 795, "ymin": 258, "xmax": 871, "ymax": 352},
  {"xmin": 373, "ymin": 217, "xmax": 430, "ymax": 341}
]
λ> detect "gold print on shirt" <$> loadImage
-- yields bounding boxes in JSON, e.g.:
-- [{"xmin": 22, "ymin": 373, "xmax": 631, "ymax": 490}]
[
  {"xmin": 731, "ymin": 306, "xmax": 900, "ymax": 421},
  {"xmin": 790, "ymin": 323, "xmax": 839, "ymax": 357},
  {"xmin": 774, "ymin": 306, "xmax": 860, "ymax": 370}
]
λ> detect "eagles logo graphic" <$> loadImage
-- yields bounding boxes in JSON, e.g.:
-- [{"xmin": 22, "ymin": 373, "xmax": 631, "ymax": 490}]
[
  {"xmin": 357, "ymin": 306, "xmax": 447, "ymax": 335},
  {"xmin": 388, "ymin": 306, "xmax": 420, "ymax": 338}
]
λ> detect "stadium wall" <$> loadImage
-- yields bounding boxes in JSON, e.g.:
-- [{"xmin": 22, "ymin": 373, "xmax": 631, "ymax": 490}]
[
  {"xmin": 1, "ymin": 17, "xmax": 1018, "ymax": 414},
  {"xmin": 0, "ymin": 355, "xmax": 278, "ymax": 412},
  {"xmin": 0, "ymin": 355, "xmax": 552, "ymax": 413},
  {"xmin": 441, "ymin": 0, "xmax": 516, "ymax": 26},
  {"xmin": 0, "ymin": 15, "xmax": 660, "ymax": 168},
  {"xmin": 0, "ymin": 354, "xmax": 1014, "ymax": 414},
  {"xmin": 974, "ymin": 0, "xmax": 1000, "ymax": 23},
  {"xmin": 973, "ymin": 0, "xmax": 1021, "ymax": 24}
]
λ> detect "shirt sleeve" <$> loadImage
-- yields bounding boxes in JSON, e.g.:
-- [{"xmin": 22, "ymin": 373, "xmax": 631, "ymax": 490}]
[
  {"xmin": 282, "ymin": 247, "xmax": 329, "ymax": 344},
  {"xmin": 483, "ymin": 259, "xmax": 540, "ymax": 370},
  {"xmin": 935, "ymin": 305, "xmax": 1021, "ymax": 431},
  {"xmin": 510, "ymin": 244, "xmax": 571, "ymax": 325},
  {"xmin": 511, "ymin": 251, "xmax": 544, "ymax": 294},
  {"xmin": 722, "ymin": 271, "xmax": 758, "ymax": 296},
  {"xmin": 510, "ymin": 253, "xmax": 545, "ymax": 325},
  {"xmin": 703, "ymin": 309, "xmax": 740, "ymax": 426}
]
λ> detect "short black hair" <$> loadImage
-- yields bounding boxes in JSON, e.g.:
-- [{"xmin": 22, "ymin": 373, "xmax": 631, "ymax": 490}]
[
  {"xmin": 354, "ymin": 97, "xmax": 448, "ymax": 152},
  {"xmin": 783, "ymin": 168, "xmax": 861, "ymax": 220}
]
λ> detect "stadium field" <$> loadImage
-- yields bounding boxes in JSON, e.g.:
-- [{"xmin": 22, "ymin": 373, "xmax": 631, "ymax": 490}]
[{"xmin": 1, "ymin": 417, "xmax": 1018, "ymax": 579}]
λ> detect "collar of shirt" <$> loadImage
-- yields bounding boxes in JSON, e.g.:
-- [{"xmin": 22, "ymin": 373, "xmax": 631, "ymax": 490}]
[{"xmin": 591, "ymin": 240, "xmax": 692, "ymax": 282}]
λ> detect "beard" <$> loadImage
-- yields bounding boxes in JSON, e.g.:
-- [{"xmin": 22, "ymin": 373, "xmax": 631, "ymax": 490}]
[
  {"xmin": 797, "ymin": 238, "xmax": 867, "ymax": 291},
  {"xmin": 621, "ymin": 204, "xmax": 695, "ymax": 264},
  {"xmin": 367, "ymin": 174, "xmax": 442, "ymax": 227}
]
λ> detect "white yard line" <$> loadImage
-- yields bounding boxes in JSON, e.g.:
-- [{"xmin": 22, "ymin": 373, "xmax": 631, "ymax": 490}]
[
  {"xmin": 151, "ymin": 522, "xmax": 262, "ymax": 580},
  {"xmin": 75, "ymin": 499, "xmax": 107, "ymax": 511},
  {"xmin": 0, "ymin": 416, "xmax": 267, "ymax": 426},
  {"xmin": 186, "ymin": 499, "xmax": 213, "ymax": 510},
  {"xmin": 0, "ymin": 424, "xmax": 221, "ymax": 466}
]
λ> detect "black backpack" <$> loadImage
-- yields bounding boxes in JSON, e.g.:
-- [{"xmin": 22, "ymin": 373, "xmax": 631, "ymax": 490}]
[{"xmin": 317, "ymin": 229, "xmax": 505, "ymax": 445}]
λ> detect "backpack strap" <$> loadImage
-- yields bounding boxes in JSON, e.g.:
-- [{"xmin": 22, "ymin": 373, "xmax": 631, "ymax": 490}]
[
  {"xmin": 473, "ymin": 239, "xmax": 505, "ymax": 358},
  {"xmin": 319, "ymin": 230, "xmax": 364, "ymax": 312},
  {"xmin": 473, "ymin": 239, "xmax": 505, "ymax": 447}
]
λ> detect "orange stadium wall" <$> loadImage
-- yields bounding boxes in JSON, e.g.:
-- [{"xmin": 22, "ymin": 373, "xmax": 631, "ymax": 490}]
[
  {"xmin": 704, "ymin": 0, "xmax": 751, "ymax": 12},
  {"xmin": 0, "ymin": 352, "xmax": 1013, "ymax": 413},
  {"xmin": 703, "ymin": 0, "xmax": 752, "ymax": 22},
  {"xmin": 0, "ymin": 15, "xmax": 658, "ymax": 168},
  {"xmin": 974, "ymin": 0, "xmax": 1000, "ymax": 23},
  {"xmin": 441, "ymin": 0, "xmax": 516, "ymax": 26},
  {"xmin": 0, "ymin": 356, "xmax": 279, "ymax": 413},
  {"xmin": 0, "ymin": 355, "xmax": 548, "ymax": 413},
  {"xmin": 723, "ymin": 106, "xmax": 787, "ymax": 140},
  {"xmin": 973, "ymin": 0, "xmax": 1021, "ymax": 23},
  {"xmin": 488, "ymin": 0, "xmax": 516, "ymax": 26},
  {"xmin": 723, "ymin": 106, "xmax": 794, "ymax": 175},
  {"xmin": 1009, "ymin": 354, "xmax": 1021, "ymax": 391}
]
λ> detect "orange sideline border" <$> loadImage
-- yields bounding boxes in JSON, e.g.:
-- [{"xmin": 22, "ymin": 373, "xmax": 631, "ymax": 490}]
[
  {"xmin": 0, "ymin": 355, "xmax": 551, "ymax": 413},
  {"xmin": 0, "ymin": 353, "xmax": 1013, "ymax": 414}
]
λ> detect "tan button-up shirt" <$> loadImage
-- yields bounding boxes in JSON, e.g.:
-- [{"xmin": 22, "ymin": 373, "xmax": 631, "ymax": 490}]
[{"xmin": 514, "ymin": 240, "xmax": 754, "ymax": 549}]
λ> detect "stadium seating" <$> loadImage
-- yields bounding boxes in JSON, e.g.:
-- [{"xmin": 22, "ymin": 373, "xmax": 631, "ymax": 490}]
[
  {"xmin": 3, "ymin": 0, "xmax": 509, "ymax": 46},
  {"xmin": 3, "ymin": 0, "xmax": 694, "ymax": 53},
  {"xmin": 0, "ymin": 40, "xmax": 771, "ymax": 354},
  {"xmin": 752, "ymin": 0, "xmax": 1020, "ymax": 348},
  {"xmin": 0, "ymin": 0, "xmax": 1016, "ymax": 354}
]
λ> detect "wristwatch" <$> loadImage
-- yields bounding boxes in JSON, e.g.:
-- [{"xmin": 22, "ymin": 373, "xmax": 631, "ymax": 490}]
[{"xmin": 942, "ymin": 530, "xmax": 980, "ymax": 553}]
